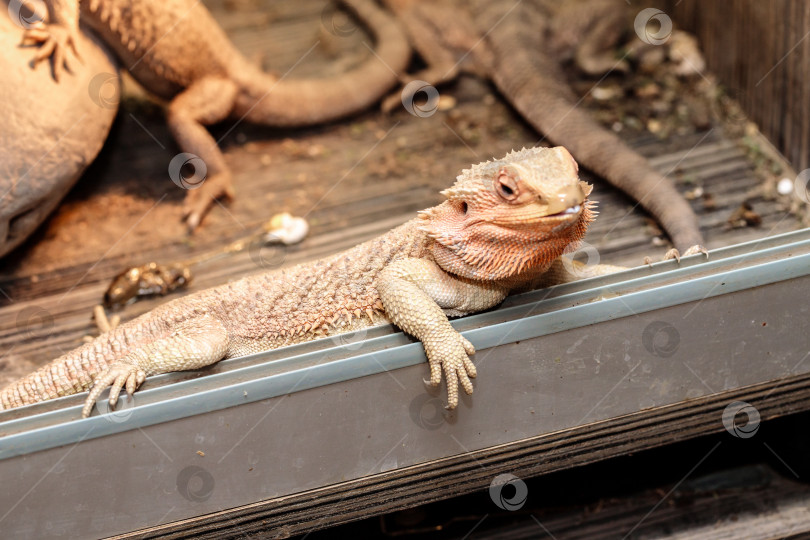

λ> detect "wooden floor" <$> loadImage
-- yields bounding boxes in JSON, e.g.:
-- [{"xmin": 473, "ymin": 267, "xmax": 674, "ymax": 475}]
[
  {"xmin": 304, "ymin": 408, "xmax": 810, "ymax": 540},
  {"xmin": 0, "ymin": 0, "xmax": 803, "ymax": 385}
]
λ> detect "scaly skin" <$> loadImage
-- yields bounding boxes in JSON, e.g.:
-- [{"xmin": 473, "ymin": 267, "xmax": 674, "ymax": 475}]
[
  {"xmin": 0, "ymin": 146, "xmax": 625, "ymax": 418},
  {"xmin": 382, "ymin": 0, "xmax": 705, "ymax": 256},
  {"xmin": 1, "ymin": 8, "xmax": 118, "ymax": 258},
  {"xmin": 24, "ymin": 0, "xmax": 411, "ymax": 228}
]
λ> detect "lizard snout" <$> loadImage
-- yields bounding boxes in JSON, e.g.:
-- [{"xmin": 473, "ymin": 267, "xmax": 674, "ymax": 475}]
[{"xmin": 545, "ymin": 184, "xmax": 585, "ymax": 216}]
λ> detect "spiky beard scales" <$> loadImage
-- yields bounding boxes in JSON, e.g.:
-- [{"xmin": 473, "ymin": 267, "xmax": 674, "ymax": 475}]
[{"xmin": 419, "ymin": 200, "xmax": 596, "ymax": 283}]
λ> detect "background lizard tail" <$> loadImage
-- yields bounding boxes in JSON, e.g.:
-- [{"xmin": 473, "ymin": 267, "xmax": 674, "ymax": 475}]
[
  {"xmin": 474, "ymin": 0, "xmax": 703, "ymax": 252},
  {"xmin": 236, "ymin": 0, "xmax": 411, "ymax": 127}
]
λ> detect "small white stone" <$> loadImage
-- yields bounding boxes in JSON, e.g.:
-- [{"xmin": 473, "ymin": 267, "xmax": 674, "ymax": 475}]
[
  {"xmin": 265, "ymin": 213, "xmax": 309, "ymax": 245},
  {"xmin": 437, "ymin": 95, "xmax": 456, "ymax": 111},
  {"xmin": 777, "ymin": 177, "xmax": 794, "ymax": 195}
]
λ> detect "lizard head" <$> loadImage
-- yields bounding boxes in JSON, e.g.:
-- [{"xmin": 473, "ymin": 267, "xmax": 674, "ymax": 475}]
[{"xmin": 419, "ymin": 147, "xmax": 595, "ymax": 281}]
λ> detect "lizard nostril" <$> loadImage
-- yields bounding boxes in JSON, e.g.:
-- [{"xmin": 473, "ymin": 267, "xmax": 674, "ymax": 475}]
[{"xmin": 461, "ymin": 202, "xmax": 468, "ymax": 214}]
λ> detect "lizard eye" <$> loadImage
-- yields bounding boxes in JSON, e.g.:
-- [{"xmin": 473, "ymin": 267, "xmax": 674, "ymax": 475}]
[{"xmin": 495, "ymin": 170, "xmax": 519, "ymax": 201}]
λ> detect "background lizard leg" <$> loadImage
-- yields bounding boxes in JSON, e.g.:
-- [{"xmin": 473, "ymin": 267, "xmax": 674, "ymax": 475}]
[{"xmin": 165, "ymin": 76, "xmax": 239, "ymax": 230}]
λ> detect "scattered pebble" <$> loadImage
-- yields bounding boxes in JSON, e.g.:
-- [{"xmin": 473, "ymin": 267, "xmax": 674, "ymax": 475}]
[
  {"xmin": 777, "ymin": 177, "xmax": 794, "ymax": 195},
  {"xmin": 624, "ymin": 116, "xmax": 643, "ymax": 131},
  {"xmin": 592, "ymin": 85, "xmax": 623, "ymax": 101},
  {"xmin": 264, "ymin": 213, "xmax": 309, "ymax": 245},
  {"xmin": 306, "ymin": 144, "xmax": 325, "ymax": 158},
  {"xmin": 702, "ymin": 193, "xmax": 717, "ymax": 211},
  {"xmin": 727, "ymin": 202, "xmax": 762, "ymax": 228},
  {"xmin": 635, "ymin": 82, "xmax": 661, "ymax": 99},
  {"xmin": 638, "ymin": 48, "xmax": 666, "ymax": 74},
  {"xmin": 684, "ymin": 186, "xmax": 704, "ymax": 200},
  {"xmin": 437, "ymin": 94, "xmax": 457, "ymax": 111},
  {"xmin": 669, "ymin": 31, "xmax": 707, "ymax": 77}
]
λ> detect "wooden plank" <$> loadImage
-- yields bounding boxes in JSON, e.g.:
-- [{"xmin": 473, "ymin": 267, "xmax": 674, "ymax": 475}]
[
  {"xmin": 671, "ymin": 0, "xmax": 810, "ymax": 171},
  {"xmin": 426, "ymin": 464, "xmax": 810, "ymax": 540}
]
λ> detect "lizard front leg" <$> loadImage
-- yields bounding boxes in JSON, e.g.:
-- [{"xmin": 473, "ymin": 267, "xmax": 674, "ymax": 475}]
[
  {"xmin": 21, "ymin": 0, "xmax": 82, "ymax": 81},
  {"xmin": 377, "ymin": 258, "xmax": 508, "ymax": 409},
  {"xmin": 82, "ymin": 313, "xmax": 230, "ymax": 417}
]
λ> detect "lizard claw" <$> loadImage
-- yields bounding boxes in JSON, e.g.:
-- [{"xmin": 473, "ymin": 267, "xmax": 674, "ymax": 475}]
[
  {"xmin": 663, "ymin": 248, "xmax": 681, "ymax": 263},
  {"xmin": 682, "ymin": 244, "xmax": 709, "ymax": 258},
  {"xmin": 83, "ymin": 362, "xmax": 146, "ymax": 418},
  {"xmin": 23, "ymin": 23, "xmax": 83, "ymax": 82},
  {"xmin": 663, "ymin": 244, "xmax": 709, "ymax": 263},
  {"xmin": 181, "ymin": 173, "xmax": 236, "ymax": 231},
  {"xmin": 424, "ymin": 332, "xmax": 476, "ymax": 409}
]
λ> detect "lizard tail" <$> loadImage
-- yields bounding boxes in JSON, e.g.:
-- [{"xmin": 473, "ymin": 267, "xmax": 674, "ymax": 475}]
[
  {"xmin": 476, "ymin": 2, "xmax": 704, "ymax": 253},
  {"xmin": 236, "ymin": 0, "xmax": 410, "ymax": 127},
  {"xmin": 0, "ymin": 345, "xmax": 108, "ymax": 412}
]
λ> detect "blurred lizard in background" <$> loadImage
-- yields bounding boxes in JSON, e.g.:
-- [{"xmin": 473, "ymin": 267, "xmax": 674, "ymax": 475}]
[
  {"xmin": 1, "ymin": 2, "xmax": 118, "ymax": 258},
  {"xmin": 382, "ymin": 0, "xmax": 706, "ymax": 258},
  {"xmin": 22, "ymin": 0, "xmax": 410, "ymax": 229}
]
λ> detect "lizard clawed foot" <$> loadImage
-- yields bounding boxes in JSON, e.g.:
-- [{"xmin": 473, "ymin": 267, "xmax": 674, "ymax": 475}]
[
  {"xmin": 645, "ymin": 245, "xmax": 709, "ymax": 266},
  {"xmin": 682, "ymin": 245, "xmax": 710, "ymax": 258},
  {"xmin": 83, "ymin": 362, "xmax": 146, "ymax": 418},
  {"xmin": 181, "ymin": 173, "xmax": 236, "ymax": 231},
  {"xmin": 663, "ymin": 244, "xmax": 709, "ymax": 263},
  {"xmin": 22, "ymin": 23, "xmax": 83, "ymax": 82},
  {"xmin": 424, "ymin": 333, "xmax": 477, "ymax": 409}
]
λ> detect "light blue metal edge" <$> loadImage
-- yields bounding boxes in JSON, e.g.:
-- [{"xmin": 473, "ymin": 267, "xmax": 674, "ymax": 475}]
[{"xmin": 0, "ymin": 229, "xmax": 808, "ymax": 459}]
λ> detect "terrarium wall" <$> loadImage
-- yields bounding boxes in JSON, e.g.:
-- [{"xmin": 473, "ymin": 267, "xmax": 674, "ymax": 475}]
[{"xmin": 670, "ymin": 0, "xmax": 810, "ymax": 171}]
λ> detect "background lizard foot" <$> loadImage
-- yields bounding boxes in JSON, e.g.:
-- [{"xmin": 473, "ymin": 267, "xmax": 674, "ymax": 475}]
[
  {"xmin": 182, "ymin": 173, "xmax": 236, "ymax": 231},
  {"xmin": 645, "ymin": 245, "xmax": 709, "ymax": 265},
  {"xmin": 663, "ymin": 244, "xmax": 709, "ymax": 263},
  {"xmin": 22, "ymin": 22, "xmax": 82, "ymax": 81}
]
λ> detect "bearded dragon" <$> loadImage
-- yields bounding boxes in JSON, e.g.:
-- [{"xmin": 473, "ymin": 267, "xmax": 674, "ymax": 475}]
[
  {"xmin": 1, "ymin": 5, "xmax": 118, "ymax": 258},
  {"xmin": 23, "ymin": 0, "xmax": 410, "ymax": 228},
  {"xmin": 382, "ymin": 0, "xmax": 706, "ymax": 258},
  {"xmin": 0, "ymin": 146, "xmax": 624, "ymax": 418}
]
